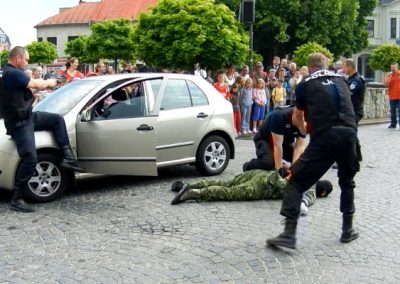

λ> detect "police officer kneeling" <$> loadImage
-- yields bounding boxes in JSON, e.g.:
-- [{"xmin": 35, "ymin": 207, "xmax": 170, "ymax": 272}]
[
  {"xmin": 267, "ymin": 53, "xmax": 360, "ymax": 249},
  {"xmin": 0, "ymin": 46, "xmax": 84, "ymax": 212}
]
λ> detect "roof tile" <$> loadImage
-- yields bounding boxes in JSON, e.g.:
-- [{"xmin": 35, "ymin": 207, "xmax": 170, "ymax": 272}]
[{"xmin": 36, "ymin": 0, "xmax": 157, "ymax": 27}]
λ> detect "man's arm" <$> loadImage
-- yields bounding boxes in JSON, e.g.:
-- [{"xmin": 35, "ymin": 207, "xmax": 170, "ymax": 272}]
[
  {"xmin": 292, "ymin": 136, "xmax": 305, "ymax": 163},
  {"xmin": 27, "ymin": 78, "xmax": 56, "ymax": 90},
  {"xmin": 292, "ymin": 107, "xmax": 307, "ymax": 136},
  {"xmin": 384, "ymin": 73, "xmax": 391, "ymax": 88},
  {"xmin": 271, "ymin": 132, "xmax": 284, "ymax": 170}
]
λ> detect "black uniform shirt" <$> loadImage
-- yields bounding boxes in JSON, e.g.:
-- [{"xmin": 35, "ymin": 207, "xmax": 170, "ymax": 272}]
[
  {"xmin": 256, "ymin": 106, "xmax": 302, "ymax": 145},
  {"xmin": 347, "ymin": 72, "xmax": 365, "ymax": 123}
]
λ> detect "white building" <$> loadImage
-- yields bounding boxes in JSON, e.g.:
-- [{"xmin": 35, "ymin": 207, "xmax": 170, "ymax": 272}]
[{"xmin": 355, "ymin": 0, "xmax": 400, "ymax": 82}]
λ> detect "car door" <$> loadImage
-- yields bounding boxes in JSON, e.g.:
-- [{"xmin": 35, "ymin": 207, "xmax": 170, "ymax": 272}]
[
  {"xmin": 75, "ymin": 78, "xmax": 161, "ymax": 176},
  {"xmin": 155, "ymin": 78, "xmax": 212, "ymax": 164}
]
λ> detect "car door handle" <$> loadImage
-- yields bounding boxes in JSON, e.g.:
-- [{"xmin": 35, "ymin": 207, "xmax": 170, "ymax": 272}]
[
  {"xmin": 137, "ymin": 124, "xmax": 154, "ymax": 131},
  {"xmin": 197, "ymin": 112, "xmax": 208, "ymax": 118}
]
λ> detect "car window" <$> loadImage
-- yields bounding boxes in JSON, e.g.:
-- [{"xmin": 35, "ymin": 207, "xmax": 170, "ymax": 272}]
[
  {"xmin": 92, "ymin": 82, "xmax": 148, "ymax": 120},
  {"xmin": 160, "ymin": 79, "xmax": 191, "ymax": 110},
  {"xmin": 187, "ymin": 80, "xmax": 208, "ymax": 106},
  {"xmin": 34, "ymin": 79, "xmax": 102, "ymax": 115},
  {"xmin": 150, "ymin": 79, "xmax": 162, "ymax": 99}
]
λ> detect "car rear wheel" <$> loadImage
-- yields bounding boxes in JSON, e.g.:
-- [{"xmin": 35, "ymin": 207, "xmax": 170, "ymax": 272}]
[
  {"xmin": 23, "ymin": 153, "xmax": 69, "ymax": 202},
  {"xmin": 196, "ymin": 135, "xmax": 230, "ymax": 176}
]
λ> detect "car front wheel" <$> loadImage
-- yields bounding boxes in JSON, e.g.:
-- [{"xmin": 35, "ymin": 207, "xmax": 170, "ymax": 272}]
[
  {"xmin": 23, "ymin": 153, "xmax": 70, "ymax": 202},
  {"xmin": 196, "ymin": 135, "xmax": 230, "ymax": 176}
]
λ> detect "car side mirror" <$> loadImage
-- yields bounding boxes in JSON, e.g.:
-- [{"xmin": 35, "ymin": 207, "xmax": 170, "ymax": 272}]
[{"xmin": 81, "ymin": 109, "xmax": 92, "ymax": 122}]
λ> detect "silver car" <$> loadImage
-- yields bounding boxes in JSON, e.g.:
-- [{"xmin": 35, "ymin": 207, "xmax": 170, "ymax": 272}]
[{"xmin": 0, "ymin": 73, "xmax": 236, "ymax": 202}]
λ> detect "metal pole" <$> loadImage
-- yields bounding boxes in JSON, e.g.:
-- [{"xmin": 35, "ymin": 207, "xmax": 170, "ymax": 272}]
[{"xmin": 248, "ymin": 23, "xmax": 253, "ymax": 74}]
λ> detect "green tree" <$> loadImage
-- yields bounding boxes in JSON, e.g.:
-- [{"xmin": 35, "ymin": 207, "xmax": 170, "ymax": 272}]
[
  {"xmin": 65, "ymin": 35, "xmax": 97, "ymax": 63},
  {"xmin": 25, "ymin": 41, "xmax": 58, "ymax": 64},
  {"xmin": 292, "ymin": 42, "xmax": 333, "ymax": 67},
  {"xmin": 218, "ymin": 0, "xmax": 377, "ymax": 61},
  {"xmin": 0, "ymin": 50, "xmax": 9, "ymax": 68},
  {"xmin": 86, "ymin": 18, "xmax": 136, "ymax": 62},
  {"xmin": 369, "ymin": 44, "xmax": 400, "ymax": 72},
  {"xmin": 132, "ymin": 0, "xmax": 249, "ymax": 70}
]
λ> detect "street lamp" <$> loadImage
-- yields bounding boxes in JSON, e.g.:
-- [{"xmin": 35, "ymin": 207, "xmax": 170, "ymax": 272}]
[{"xmin": 241, "ymin": 0, "xmax": 255, "ymax": 73}]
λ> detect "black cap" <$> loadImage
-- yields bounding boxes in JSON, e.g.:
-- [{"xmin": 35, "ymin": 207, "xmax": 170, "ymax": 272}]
[{"xmin": 316, "ymin": 180, "xmax": 333, "ymax": 197}]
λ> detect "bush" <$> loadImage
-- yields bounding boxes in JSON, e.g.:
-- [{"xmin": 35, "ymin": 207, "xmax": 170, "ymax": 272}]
[
  {"xmin": 292, "ymin": 42, "xmax": 333, "ymax": 67},
  {"xmin": 369, "ymin": 44, "xmax": 400, "ymax": 72}
]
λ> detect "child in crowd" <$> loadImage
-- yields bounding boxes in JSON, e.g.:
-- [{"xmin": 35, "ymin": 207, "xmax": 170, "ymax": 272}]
[
  {"xmin": 252, "ymin": 79, "xmax": 267, "ymax": 133},
  {"xmin": 240, "ymin": 78, "xmax": 254, "ymax": 134},
  {"xmin": 271, "ymin": 79, "xmax": 286, "ymax": 108},
  {"xmin": 213, "ymin": 71, "xmax": 231, "ymax": 100},
  {"xmin": 229, "ymin": 83, "xmax": 241, "ymax": 135},
  {"xmin": 235, "ymin": 76, "xmax": 245, "ymax": 91}
]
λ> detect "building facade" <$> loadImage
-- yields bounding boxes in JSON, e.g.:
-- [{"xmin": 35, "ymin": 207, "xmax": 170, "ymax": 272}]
[
  {"xmin": 0, "ymin": 27, "xmax": 11, "ymax": 53},
  {"xmin": 354, "ymin": 0, "xmax": 400, "ymax": 82},
  {"xmin": 35, "ymin": 0, "xmax": 157, "ymax": 61}
]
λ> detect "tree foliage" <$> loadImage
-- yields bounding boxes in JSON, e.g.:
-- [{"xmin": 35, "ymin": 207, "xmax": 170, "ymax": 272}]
[
  {"xmin": 292, "ymin": 42, "xmax": 333, "ymax": 67},
  {"xmin": 0, "ymin": 50, "xmax": 9, "ymax": 68},
  {"xmin": 25, "ymin": 41, "xmax": 58, "ymax": 64},
  {"xmin": 86, "ymin": 18, "xmax": 136, "ymax": 62},
  {"xmin": 65, "ymin": 35, "xmax": 97, "ymax": 63},
  {"xmin": 218, "ymin": 0, "xmax": 377, "ymax": 62},
  {"xmin": 369, "ymin": 44, "xmax": 400, "ymax": 72},
  {"xmin": 132, "ymin": 0, "xmax": 249, "ymax": 70}
]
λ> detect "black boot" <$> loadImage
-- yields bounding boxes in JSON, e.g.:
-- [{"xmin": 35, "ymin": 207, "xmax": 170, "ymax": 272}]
[
  {"xmin": 171, "ymin": 181, "xmax": 185, "ymax": 192},
  {"xmin": 10, "ymin": 188, "xmax": 34, "ymax": 213},
  {"xmin": 61, "ymin": 146, "xmax": 84, "ymax": 172},
  {"xmin": 340, "ymin": 214, "xmax": 359, "ymax": 243},
  {"xmin": 171, "ymin": 184, "xmax": 201, "ymax": 205},
  {"xmin": 266, "ymin": 219, "xmax": 297, "ymax": 249}
]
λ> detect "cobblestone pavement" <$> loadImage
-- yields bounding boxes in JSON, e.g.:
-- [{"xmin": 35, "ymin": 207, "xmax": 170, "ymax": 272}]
[{"xmin": 0, "ymin": 124, "xmax": 399, "ymax": 283}]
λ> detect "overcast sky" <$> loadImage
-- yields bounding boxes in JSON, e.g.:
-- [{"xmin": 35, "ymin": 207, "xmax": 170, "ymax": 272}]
[{"xmin": 0, "ymin": 0, "xmax": 82, "ymax": 47}]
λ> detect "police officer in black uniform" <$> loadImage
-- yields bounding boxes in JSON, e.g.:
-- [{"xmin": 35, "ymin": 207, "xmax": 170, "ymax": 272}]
[
  {"xmin": 343, "ymin": 58, "xmax": 366, "ymax": 161},
  {"xmin": 243, "ymin": 106, "xmax": 306, "ymax": 173},
  {"xmin": 267, "ymin": 53, "xmax": 360, "ymax": 249},
  {"xmin": 0, "ymin": 46, "xmax": 83, "ymax": 212},
  {"xmin": 343, "ymin": 59, "xmax": 366, "ymax": 124}
]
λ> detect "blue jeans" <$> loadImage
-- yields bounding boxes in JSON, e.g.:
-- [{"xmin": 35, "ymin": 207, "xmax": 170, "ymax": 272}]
[
  {"xmin": 5, "ymin": 111, "xmax": 70, "ymax": 188},
  {"xmin": 389, "ymin": 99, "xmax": 400, "ymax": 126}
]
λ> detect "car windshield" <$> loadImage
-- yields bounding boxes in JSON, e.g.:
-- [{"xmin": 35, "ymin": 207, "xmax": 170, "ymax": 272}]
[{"xmin": 33, "ymin": 79, "xmax": 103, "ymax": 115}]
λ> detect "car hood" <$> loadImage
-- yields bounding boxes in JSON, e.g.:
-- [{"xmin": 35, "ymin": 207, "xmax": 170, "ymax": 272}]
[
  {"xmin": 0, "ymin": 119, "xmax": 15, "ymax": 154},
  {"xmin": 0, "ymin": 119, "xmax": 58, "ymax": 155}
]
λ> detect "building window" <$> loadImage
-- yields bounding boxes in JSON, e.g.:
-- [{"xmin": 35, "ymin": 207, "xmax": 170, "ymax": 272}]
[
  {"xmin": 68, "ymin": 36, "xmax": 78, "ymax": 42},
  {"xmin": 37, "ymin": 37, "xmax": 43, "ymax": 42},
  {"xmin": 47, "ymin": 37, "xmax": 57, "ymax": 47},
  {"xmin": 390, "ymin": 18, "xmax": 397, "ymax": 39},
  {"xmin": 366, "ymin": 20, "xmax": 374, "ymax": 38}
]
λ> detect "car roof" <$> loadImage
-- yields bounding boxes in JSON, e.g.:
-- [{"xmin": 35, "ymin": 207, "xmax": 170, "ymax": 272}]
[{"xmin": 82, "ymin": 73, "xmax": 202, "ymax": 83}]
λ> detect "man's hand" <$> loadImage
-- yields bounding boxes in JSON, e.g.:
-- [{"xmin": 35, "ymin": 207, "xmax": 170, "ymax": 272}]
[
  {"xmin": 46, "ymin": 79, "xmax": 57, "ymax": 88},
  {"xmin": 278, "ymin": 167, "xmax": 289, "ymax": 178}
]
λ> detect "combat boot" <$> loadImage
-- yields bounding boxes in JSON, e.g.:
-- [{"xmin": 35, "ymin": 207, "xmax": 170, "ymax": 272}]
[
  {"xmin": 340, "ymin": 213, "xmax": 359, "ymax": 243},
  {"xmin": 266, "ymin": 219, "xmax": 297, "ymax": 249},
  {"xmin": 61, "ymin": 146, "xmax": 85, "ymax": 172},
  {"xmin": 171, "ymin": 181, "xmax": 185, "ymax": 192},
  {"xmin": 10, "ymin": 187, "xmax": 34, "ymax": 213},
  {"xmin": 171, "ymin": 184, "xmax": 200, "ymax": 205}
]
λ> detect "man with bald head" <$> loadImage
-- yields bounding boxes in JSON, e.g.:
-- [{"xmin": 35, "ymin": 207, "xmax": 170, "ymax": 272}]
[
  {"xmin": 267, "ymin": 53, "xmax": 360, "ymax": 249},
  {"xmin": 0, "ymin": 46, "xmax": 83, "ymax": 212}
]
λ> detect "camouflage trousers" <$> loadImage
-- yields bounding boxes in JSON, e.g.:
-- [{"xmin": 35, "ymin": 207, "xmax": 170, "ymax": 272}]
[{"xmin": 189, "ymin": 169, "xmax": 316, "ymax": 203}]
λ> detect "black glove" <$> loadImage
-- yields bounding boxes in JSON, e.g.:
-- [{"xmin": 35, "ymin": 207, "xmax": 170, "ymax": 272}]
[{"xmin": 278, "ymin": 167, "xmax": 289, "ymax": 178}]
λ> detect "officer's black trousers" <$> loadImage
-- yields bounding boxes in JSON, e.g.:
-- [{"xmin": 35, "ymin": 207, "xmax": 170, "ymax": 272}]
[
  {"xmin": 243, "ymin": 139, "xmax": 294, "ymax": 172},
  {"xmin": 280, "ymin": 127, "xmax": 360, "ymax": 220},
  {"xmin": 6, "ymin": 111, "xmax": 70, "ymax": 189}
]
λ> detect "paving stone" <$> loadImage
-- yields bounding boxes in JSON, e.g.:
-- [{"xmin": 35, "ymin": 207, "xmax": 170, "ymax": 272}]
[{"xmin": 0, "ymin": 124, "xmax": 399, "ymax": 283}]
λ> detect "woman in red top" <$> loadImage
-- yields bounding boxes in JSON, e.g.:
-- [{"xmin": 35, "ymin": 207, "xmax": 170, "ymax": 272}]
[{"xmin": 62, "ymin": 57, "xmax": 84, "ymax": 82}]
